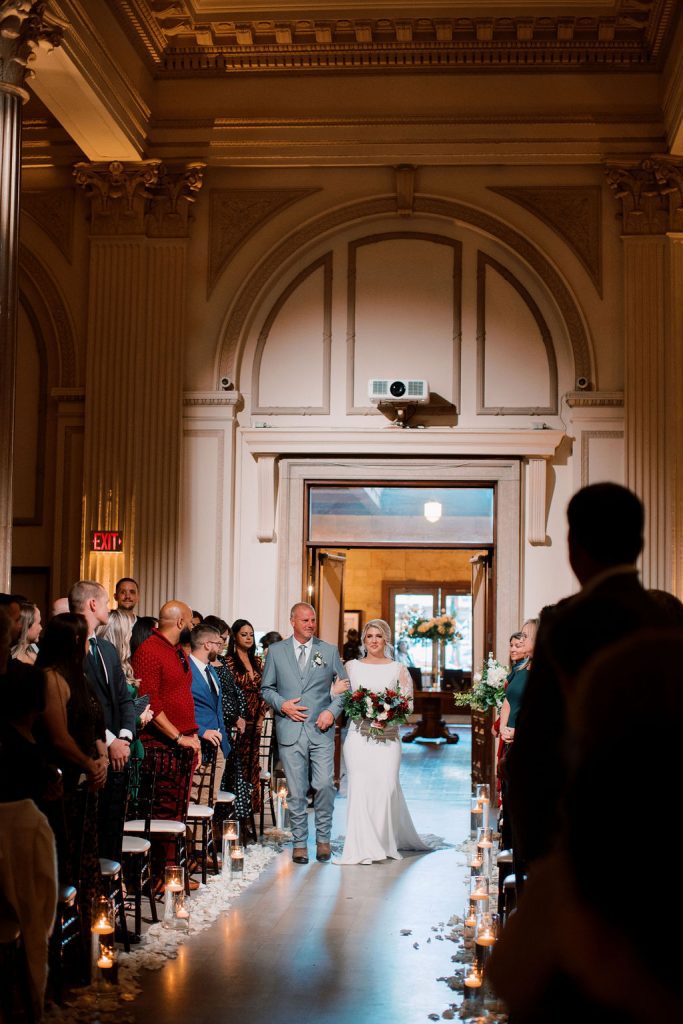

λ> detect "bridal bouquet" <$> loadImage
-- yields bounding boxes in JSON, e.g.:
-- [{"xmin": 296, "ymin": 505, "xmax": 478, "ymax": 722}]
[
  {"xmin": 454, "ymin": 653, "xmax": 508, "ymax": 712},
  {"xmin": 405, "ymin": 614, "xmax": 462, "ymax": 644},
  {"xmin": 342, "ymin": 686, "xmax": 411, "ymax": 739}
]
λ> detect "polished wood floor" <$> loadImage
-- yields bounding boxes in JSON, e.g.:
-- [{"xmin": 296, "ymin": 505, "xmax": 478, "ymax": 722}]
[{"xmin": 131, "ymin": 731, "xmax": 471, "ymax": 1023}]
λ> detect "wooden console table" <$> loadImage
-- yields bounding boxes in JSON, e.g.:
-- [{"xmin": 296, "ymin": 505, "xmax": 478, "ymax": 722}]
[{"xmin": 402, "ymin": 690, "xmax": 462, "ymax": 744}]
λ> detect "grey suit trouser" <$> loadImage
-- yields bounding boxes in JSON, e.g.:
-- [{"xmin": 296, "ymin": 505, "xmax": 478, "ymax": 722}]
[{"xmin": 278, "ymin": 729, "xmax": 336, "ymax": 845}]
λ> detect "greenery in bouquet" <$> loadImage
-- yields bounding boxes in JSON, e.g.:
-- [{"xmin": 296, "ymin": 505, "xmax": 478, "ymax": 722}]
[
  {"xmin": 404, "ymin": 613, "xmax": 463, "ymax": 644},
  {"xmin": 454, "ymin": 652, "xmax": 509, "ymax": 712},
  {"xmin": 342, "ymin": 685, "xmax": 411, "ymax": 738}
]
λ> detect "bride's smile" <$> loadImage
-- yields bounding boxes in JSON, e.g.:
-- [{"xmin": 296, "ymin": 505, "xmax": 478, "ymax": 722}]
[{"xmin": 364, "ymin": 626, "xmax": 389, "ymax": 661}]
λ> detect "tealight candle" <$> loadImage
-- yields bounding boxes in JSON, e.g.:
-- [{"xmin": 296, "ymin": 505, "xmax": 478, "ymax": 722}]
[
  {"xmin": 463, "ymin": 965, "xmax": 483, "ymax": 1003},
  {"xmin": 474, "ymin": 912, "xmax": 499, "ymax": 972},
  {"xmin": 97, "ymin": 952, "xmax": 114, "ymax": 970},
  {"xmin": 230, "ymin": 846, "xmax": 245, "ymax": 878}
]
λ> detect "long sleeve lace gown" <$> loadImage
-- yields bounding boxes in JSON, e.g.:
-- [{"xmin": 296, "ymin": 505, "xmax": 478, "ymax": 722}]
[{"xmin": 337, "ymin": 659, "xmax": 431, "ymax": 865}]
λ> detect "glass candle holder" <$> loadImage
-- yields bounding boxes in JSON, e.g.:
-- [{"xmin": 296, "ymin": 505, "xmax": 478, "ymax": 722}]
[
  {"xmin": 230, "ymin": 845, "xmax": 245, "ymax": 880},
  {"xmin": 222, "ymin": 821, "xmax": 240, "ymax": 870},
  {"xmin": 463, "ymin": 903, "xmax": 477, "ymax": 949},
  {"xmin": 91, "ymin": 896, "xmax": 117, "ymax": 985},
  {"xmin": 470, "ymin": 797, "xmax": 484, "ymax": 839},
  {"xmin": 477, "ymin": 826, "xmax": 494, "ymax": 877},
  {"xmin": 469, "ymin": 875, "xmax": 490, "ymax": 915},
  {"xmin": 474, "ymin": 911, "xmax": 499, "ymax": 973},
  {"xmin": 469, "ymin": 847, "xmax": 484, "ymax": 876},
  {"xmin": 163, "ymin": 866, "xmax": 190, "ymax": 931},
  {"xmin": 275, "ymin": 784, "xmax": 289, "ymax": 830},
  {"xmin": 462, "ymin": 963, "xmax": 483, "ymax": 1006},
  {"xmin": 476, "ymin": 784, "xmax": 491, "ymax": 829}
]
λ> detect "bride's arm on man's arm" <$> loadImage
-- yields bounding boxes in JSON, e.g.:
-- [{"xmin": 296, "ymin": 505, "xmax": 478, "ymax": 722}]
[{"xmin": 398, "ymin": 665, "xmax": 414, "ymax": 713}]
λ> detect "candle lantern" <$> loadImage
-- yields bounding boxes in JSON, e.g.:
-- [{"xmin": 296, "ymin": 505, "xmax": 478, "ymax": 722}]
[
  {"xmin": 470, "ymin": 797, "xmax": 484, "ymax": 840},
  {"xmin": 91, "ymin": 895, "xmax": 117, "ymax": 984},
  {"xmin": 163, "ymin": 866, "xmax": 191, "ymax": 931},
  {"xmin": 474, "ymin": 911, "xmax": 499, "ymax": 973},
  {"xmin": 222, "ymin": 820, "xmax": 240, "ymax": 871},
  {"xmin": 469, "ymin": 875, "xmax": 490, "ymax": 916},
  {"xmin": 477, "ymin": 826, "xmax": 494, "ymax": 877},
  {"xmin": 462, "ymin": 963, "xmax": 483, "ymax": 1007},
  {"xmin": 475, "ymin": 784, "xmax": 491, "ymax": 830},
  {"xmin": 230, "ymin": 845, "xmax": 245, "ymax": 880}
]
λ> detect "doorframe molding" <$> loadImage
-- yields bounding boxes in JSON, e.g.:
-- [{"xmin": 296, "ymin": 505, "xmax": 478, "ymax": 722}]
[{"xmin": 275, "ymin": 457, "xmax": 521, "ymax": 663}]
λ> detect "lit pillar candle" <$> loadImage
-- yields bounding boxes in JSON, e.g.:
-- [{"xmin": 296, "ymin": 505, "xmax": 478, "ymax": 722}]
[
  {"xmin": 476, "ymin": 784, "xmax": 491, "ymax": 830},
  {"xmin": 463, "ymin": 964, "xmax": 483, "ymax": 1005},
  {"xmin": 163, "ymin": 866, "xmax": 191, "ymax": 931},
  {"xmin": 222, "ymin": 821, "xmax": 240, "ymax": 870},
  {"xmin": 470, "ymin": 797, "xmax": 484, "ymax": 839},
  {"xmin": 230, "ymin": 846, "xmax": 245, "ymax": 878}
]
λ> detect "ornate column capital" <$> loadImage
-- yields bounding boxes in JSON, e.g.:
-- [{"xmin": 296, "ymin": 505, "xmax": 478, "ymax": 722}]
[
  {"xmin": 0, "ymin": 1, "xmax": 63, "ymax": 101},
  {"xmin": 606, "ymin": 156, "xmax": 683, "ymax": 235},
  {"xmin": 73, "ymin": 159, "xmax": 206, "ymax": 237}
]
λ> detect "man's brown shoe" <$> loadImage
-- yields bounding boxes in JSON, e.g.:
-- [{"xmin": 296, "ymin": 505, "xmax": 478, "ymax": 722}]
[
  {"xmin": 316, "ymin": 842, "xmax": 331, "ymax": 863},
  {"xmin": 292, "ymin": 847, "xmax": 309, "ymax": 864}
]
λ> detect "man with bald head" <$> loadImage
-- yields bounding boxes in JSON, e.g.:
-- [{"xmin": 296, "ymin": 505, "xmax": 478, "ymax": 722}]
[{"xmin": 131, "ymin": 600, "xmax": 200, "ymax": 757}]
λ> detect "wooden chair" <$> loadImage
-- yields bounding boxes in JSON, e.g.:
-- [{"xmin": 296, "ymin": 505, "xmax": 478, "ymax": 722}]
[
  {"xmin": 124, "ymin": 746, "xmax": 194, "ymax": 894},
  {"xmin": 120, "ymin": 834, "xmax": 157, "ymax": 935},
  {"xmin": 259, "ymin": 712, "xmax": 277, "ymax": 837},
  {"xmin": 47, "ymin": 884, "xmax": 82, "ymax": 1001},
  {"xmin": 186, "ymin": 740, "xmax": 220, "ymax": 883}
]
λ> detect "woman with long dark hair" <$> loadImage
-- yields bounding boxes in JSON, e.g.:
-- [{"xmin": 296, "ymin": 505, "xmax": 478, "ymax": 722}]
[
  {"xmin": 36, "ymin": 613, "xmax": 107, "ymax": 971},
  {"xmin": 226, "ymin": 618, "xmax": 266, "ymax": 815}
]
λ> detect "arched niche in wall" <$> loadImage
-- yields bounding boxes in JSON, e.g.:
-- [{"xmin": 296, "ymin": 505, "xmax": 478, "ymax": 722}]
[
  {"xmin": 251, "ymin": 253, "xmax": 332, "ymax": 415},
  {"xmin": 476, "ymin": 251, "xmax": 558, "ymax": 416},
  {"xmin": 347, "ymin": 232, "xmax": 461, "ymax": 414}
]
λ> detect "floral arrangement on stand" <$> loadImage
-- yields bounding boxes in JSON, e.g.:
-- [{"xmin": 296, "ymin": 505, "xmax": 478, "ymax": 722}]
[
  {"xmin": 342, "ymin": 686, "xmax": 411, "ymax": 739},
  {"xmin": 405, "ymin": 614, "xmax": 463, "ymax": 643},
  {"xmin": 454, "ymin": 653, "xmax": 509, "ymax": 712}
]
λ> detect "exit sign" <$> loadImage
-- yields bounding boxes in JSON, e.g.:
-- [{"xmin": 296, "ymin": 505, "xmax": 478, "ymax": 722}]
[{"xmin": 90, "ymin": 530, "xmax": 123, "ymax": 552}]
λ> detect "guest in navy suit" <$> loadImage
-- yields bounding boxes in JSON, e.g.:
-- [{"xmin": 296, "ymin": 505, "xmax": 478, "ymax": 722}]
[{"xmin": 189, "ymin": 623, "xmax": 231, "ymax": 805}]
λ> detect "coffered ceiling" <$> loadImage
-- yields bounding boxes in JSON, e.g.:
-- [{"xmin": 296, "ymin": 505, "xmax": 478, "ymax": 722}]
[{"xmin": 111, "ymin": 0, "xmax": 678, "ymax": 75}]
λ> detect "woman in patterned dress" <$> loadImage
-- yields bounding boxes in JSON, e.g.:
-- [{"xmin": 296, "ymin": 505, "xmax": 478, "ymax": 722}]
[{"xmin": 225, "ymin": 619, "xmax": 266, "ymax": 814}]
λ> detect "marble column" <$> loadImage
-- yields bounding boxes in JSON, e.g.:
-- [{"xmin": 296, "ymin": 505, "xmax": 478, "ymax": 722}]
[
  {"xmin": 607, "ymin": 158, "xmax": 683, "ymax": 594},
  {"xmin": 75, "ymin": 160, "xmax": 204, "ymax": 614},
  {"xmin": 0, "ymin": 2, "xmax": 62, "ymax": 588}
]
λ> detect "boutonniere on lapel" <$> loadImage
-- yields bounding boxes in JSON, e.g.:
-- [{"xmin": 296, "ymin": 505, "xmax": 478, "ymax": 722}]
[{"xmin": 312, "ymin": 651, "xmax": 326, "ymax": 668}]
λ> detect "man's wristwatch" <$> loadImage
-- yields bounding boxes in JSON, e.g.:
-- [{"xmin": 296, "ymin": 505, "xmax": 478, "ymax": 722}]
[{"xmin": 173, "ymin": 732, "xmax": 182, "ymax": 744}]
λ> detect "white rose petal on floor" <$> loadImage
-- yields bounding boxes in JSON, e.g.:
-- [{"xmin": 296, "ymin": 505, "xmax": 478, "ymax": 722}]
[{"xmin": 45, "ymin": 843, "xmax": 283, "ymax": 1023}]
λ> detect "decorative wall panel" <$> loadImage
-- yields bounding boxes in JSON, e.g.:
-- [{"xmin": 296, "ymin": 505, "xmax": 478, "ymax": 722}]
[{"xmin": 477, "ymin": 252, "xmax": 557, "ymax": 416}]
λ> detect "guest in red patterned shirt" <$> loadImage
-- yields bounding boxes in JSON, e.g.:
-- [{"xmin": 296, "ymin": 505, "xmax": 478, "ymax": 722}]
[{"xmin": 131, "ymin": 601, "xmax": 200, "ymax": 757}]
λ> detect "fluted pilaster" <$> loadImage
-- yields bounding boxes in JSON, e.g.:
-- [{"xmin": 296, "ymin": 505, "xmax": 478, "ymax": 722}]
[
  {"xmin": 666, "ymin": 235, "xmax": 683, "ymax": 598},
  {"xmin": 622, "ymin": 237, "xmax": 667, "ymax": 588},
  {"xmin": 0, "ymin": 1, "xmax": 62, "ymax": 587},
  {"xmin": 77, "ymin": 160, "xmax": 204, "ymax": 613}
]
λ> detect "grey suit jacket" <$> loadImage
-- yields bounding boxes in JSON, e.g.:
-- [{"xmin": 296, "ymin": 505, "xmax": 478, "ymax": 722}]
[{"xmin": 261, "ymin": 637, "xmax": 346, "ymax": 746}]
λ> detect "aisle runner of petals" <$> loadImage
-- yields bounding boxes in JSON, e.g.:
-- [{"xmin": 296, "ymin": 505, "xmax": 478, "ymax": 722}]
[{"xmin": 46, "ymin": 842, "xmax": 283, "ymax": 1024}]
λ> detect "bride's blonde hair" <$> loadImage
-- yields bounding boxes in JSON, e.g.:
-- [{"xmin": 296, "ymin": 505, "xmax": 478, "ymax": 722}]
[{"xmin": 360, "ymin": 618, "xmax": 393, "ymax": 659}]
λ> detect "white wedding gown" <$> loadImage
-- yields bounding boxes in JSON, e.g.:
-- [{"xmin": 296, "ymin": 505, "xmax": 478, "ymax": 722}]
[{"xmin": 337, "ymin": 659, "xmax": 431, "ymax": 865}]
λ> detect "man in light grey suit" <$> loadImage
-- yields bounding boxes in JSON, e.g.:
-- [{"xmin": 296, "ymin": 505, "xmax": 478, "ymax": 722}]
[{"xmin": 261, "ymin": 602, "xmax": 347, "ymax": 863}]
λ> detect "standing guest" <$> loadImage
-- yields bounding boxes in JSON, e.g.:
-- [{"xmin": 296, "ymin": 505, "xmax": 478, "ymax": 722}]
[
  {"xmin": 130, "ymin": 601, "xmax": 200, "ymax": 759},
  {"xmin": 226, "ymin": 618, "xmax": 266, "ymax": 814},
  {"xmin": 203, "ymin": 615, "xmax": 251, "ymax": 816},
  {"xmin": 51, "ymin": 597, "xmax": 69, "ymax": 617},
  {"xmin": 191, "ymin": 610, "xmax": 204, "ymax": 627},
  {"xmin": 343, "ymin": 628, "xmax": 361, "ymax": 662},
  {"xmin": 497, "ymin": 620, "xmax": 538, "ymax": 849},
  {"xmin": 189, "ymin": 624, "xmax": 230, "ymax": 804},
  {"xmin": 261, "ymin": 630, "xmax": 283, "ymax": 657},
  {"xmin": 130, "ymin": 615, "xmax": 158, "ymax": 658},
  {"xmin": 36, "ymin": 614, "xmax": 107, "ymax": 974},
  {"xmin": 68, "ymin": 581, "xmax": 135, "ymax": 772},
  {"xmin": 114, "ymin": 577, "xmax": 140, "ymax": 619},
  {"xmin": 98, "ymin": 609, "xmax": 154, "ymax": 764},
  {"xmin": 0, "ymin": 593, "xmax": 22, "ymax": 645},
  {"xmin": 0, "ymin": 606, "xmax": 10, "ymax": 672},
  {"xmin": 506, "ymin": 483, "xmax": 675, "ymax": 876},
  {"xmin": 0, "ymin": 663, "xmax": 55, "ymax": 805},
  {"xmin": 394, "ymin": 639, "xmax": 414, "ymax": 667},
  {"xmin": 11, "ymin": 602, "xmax": 42, "ymax": 664}
]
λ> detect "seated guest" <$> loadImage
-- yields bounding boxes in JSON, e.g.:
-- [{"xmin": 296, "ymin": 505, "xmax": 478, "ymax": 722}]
[
  {"xmin": 10, "ymin": 602, "xmax": 42, "ymax": 664},
  {"xmin": 202, "ymin": 616, "xmax": 251, "ymax": 817},
  {"xmin": 130, "ymin": 615, "xmax": 158, "ymax": 658},
  {"xmin": 189, "ymin": 624, "xmax": 230, "ymax": 804},
  {"xmin": 114, "ymin": 576, "xmax": 140, "ymax": 619}
]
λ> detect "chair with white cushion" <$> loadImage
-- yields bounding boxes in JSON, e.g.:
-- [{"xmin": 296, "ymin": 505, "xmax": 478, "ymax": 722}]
[{"xmin": 186, "ymin": 739, "xmax": 219, "ymax": 883}]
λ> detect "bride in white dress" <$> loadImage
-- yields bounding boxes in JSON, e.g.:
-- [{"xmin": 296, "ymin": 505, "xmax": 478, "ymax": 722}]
[{"xmin": 336, "ymin": 619, "xmax": 431, "ymax": 865}]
